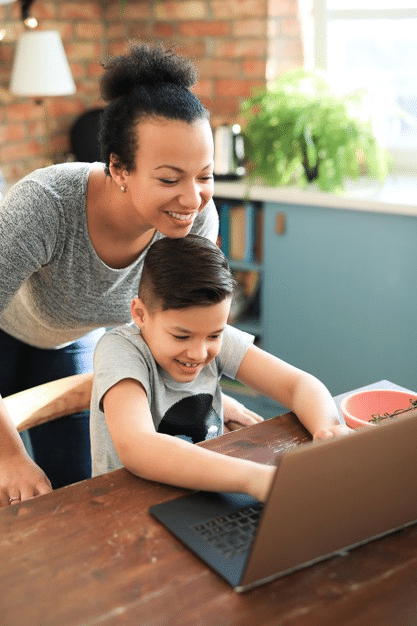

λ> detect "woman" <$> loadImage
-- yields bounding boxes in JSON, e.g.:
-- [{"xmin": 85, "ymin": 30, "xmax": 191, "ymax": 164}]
[{"xmin": 0, "ymin": 42, "xmax": 258, "ymax": 506}]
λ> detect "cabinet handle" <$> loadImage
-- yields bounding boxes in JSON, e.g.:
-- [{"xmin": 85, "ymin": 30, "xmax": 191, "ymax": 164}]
[{"xmin": 275, "ymin": 212, "xmax": 286, "ymax": 235}]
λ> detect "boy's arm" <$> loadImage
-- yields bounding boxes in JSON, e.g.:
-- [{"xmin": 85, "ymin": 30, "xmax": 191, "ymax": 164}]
[
  {"xmin": 236, "ymin": 345, "xmax": 351, "ymax": 439},
  {"xmin": 0, "ymin": 396, "xmax": 52, "ymax": 506},
  {"xmin": 103, "ymin": 378, "xmax": 275, "ymax": 502}
]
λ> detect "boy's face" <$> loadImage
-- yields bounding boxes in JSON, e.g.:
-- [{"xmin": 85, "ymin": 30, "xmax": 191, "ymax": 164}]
[{"xmin": 131, "ymin": 297, "xmax": 231, "ymax": 383}]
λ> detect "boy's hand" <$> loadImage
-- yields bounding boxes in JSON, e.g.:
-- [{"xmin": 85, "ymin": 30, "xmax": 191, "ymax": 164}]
[
  {"xmin": 247, "ymin": 464, "xmax": 276, "ymax": 502},
  {"xmin": 222, "ymin": 394, "xmax": 264, "ymax": 432},
  {"xmin": 313, "ymin": 423, "xmax": 353, "ymax": 440}
]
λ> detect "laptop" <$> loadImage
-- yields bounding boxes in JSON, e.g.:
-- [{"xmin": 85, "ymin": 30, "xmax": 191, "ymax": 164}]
[{"xmin": 150, "ymin": 409, "xmax": 417, "ymax": 592}]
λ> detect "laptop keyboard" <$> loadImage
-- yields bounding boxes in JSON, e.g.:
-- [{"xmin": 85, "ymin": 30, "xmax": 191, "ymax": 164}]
[{"xmin": 192, "ymin": 502, "xmax": 263, "ymax": 559}]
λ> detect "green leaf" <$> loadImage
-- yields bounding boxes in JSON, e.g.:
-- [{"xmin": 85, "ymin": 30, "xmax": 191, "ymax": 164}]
[{"xmin": 240, "ymin": 69, "xmax": 388, "ymax": 191}]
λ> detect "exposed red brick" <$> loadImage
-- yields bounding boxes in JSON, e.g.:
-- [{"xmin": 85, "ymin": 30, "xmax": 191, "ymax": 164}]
[
  {"xmin": 179, "ymin": 21, "xmax": 231, "ymax": 37},
  {"xmin": 65, "ymin": 42, "xmax": 103, "ymax": 62},
  {"xmin": 0, "ymin": 122, "xmax": 25, "ymax": 142},
  {"xmin": 155, "ymin": 0, "xmax": 208, "ymax": 20},
  {"xmin": 233, "ymin": 18, "xmax": 268, "ymax": 38},
  {"xmin": 75, "ymin": 22, "xmax": 105, "ymax": 40},
  {"xmin": 243, "ymin": 58, "xmax": 267, "ymax": 77},
  {"xmin": 106, "ymin": 23, "xmax": 128, "ymax": 39},
  {"xmin": 193, "ymin": 78, "xmax": 214, "ymax": 98},
  {"xmin": 47, "ymin": 99, "xmax": 85, "ymax": 117},
  {"xmin": 86, "ymin": 62, "xmax": 105, "ymax": 79},
  {"xmin": 1, "ymin": 139, "xmax": 43, "ymax": 162},
  {"xmin": 268, "ymin": 0, "xmax": 298, "ymax": 17},
  {"xmin": 107, "ymin": 41, "xmax": 130, "ymax": 57},
  {"xmin": 211, "ymin": 0, "xmax": 268, "ymax": 19},
  {"xmin": 209, "ymin": 96, "xmax": 243, "ymax": 120},
  {"xmin": 45, "ymin": 23, "xmax": 75, "ymax": 41},
  {"xmin": 27, "ymin": 119, "xmax": 46, "ymax": 136},
  {"xmin": 176, "ymin": 41, "xmax": 208, "ymax": 59},
  {"xmin": 29, "ymin": 2, "xmax": 57, "ymax": 19},
  {"xmin": 7, "ymin": 102, "xmax": 44, "ymax": 121},
  {"xmin": 108, "ymin": 2, "xmax": 151, "ymax": 20},
  {"xmin": 69, "ymin": 62, "xmax": 88, "ymax": 81},
  {"xmin": 59, "ymin": 3, "xmax": 102, "ymax": 20},
  {"xmin": 197, "ymin": 58, "xmax": 242, "ymax": 79},
  {"xmin": 215, "ymin": 78, "xmax": 263, "ymax": 97},
  {"xmin": 214, "ymin": 39, "xmax": 268, "ymax": 58},
  {"xmin": 0, "ymin": 0, "xmax": 304, "ymax": 183},
  {"xmin": 152, "ymin": 23, "xmax": 177, "ymax": 38}
]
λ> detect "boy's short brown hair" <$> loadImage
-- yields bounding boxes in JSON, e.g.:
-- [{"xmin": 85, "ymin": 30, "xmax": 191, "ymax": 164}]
[{"xmin": 139, "ymin": 234, "xmax": 235, "ymax": 312}]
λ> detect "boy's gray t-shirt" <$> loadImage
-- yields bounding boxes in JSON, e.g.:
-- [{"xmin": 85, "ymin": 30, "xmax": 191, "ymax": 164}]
[
  {"xmin": 0, "ymin": 162, "xmax": 218, "ymax": 349},
  {"xmin": 91, "ymin": 323, "xmax": 254, "ymax": 476}
]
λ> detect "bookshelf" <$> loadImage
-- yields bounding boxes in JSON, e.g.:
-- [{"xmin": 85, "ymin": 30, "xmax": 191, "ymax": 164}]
[
  {"xmin": 216, "ymin": 196, "xmax": 288, "ymax": 418},
  {"xmin": 216, "ymin": 198, "xmax": 264, "ymax": 343}
]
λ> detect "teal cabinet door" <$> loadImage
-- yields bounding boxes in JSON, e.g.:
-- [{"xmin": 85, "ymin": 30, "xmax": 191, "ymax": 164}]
[{"xmin": 262, "ymin": 202, "xmax": 417, "ymax": 395}]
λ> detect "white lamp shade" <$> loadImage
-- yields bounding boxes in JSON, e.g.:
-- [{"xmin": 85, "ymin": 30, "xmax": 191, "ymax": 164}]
[{"xmin": 10, "ymin": 30, "xmax": 76, "ymax": 97}]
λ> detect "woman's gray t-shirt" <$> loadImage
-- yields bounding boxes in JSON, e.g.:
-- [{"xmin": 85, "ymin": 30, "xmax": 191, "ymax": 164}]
[{"xmin": 0, "ymin": 162, "xmax": 218, "ymax": 348}]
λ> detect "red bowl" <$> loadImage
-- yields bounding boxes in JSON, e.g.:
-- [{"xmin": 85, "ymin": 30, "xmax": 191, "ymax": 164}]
[{"xmin": 340, "ymin": 389, "xmax": 417, "ymax": 429}]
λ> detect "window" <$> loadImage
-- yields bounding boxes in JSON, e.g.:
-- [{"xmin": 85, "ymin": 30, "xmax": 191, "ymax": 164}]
[{"xmin": 312, "ymin": 1, "xmax": 417, "ymax": 172}]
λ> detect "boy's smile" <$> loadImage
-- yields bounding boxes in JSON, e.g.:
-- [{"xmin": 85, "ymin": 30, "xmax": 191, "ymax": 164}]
[{"xmin": 131, "ymin": 298, "xmax": 232, "ymax": 383}]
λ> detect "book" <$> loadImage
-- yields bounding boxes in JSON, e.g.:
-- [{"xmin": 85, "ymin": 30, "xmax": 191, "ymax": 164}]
[
  {"xmin": 253, "ymin": 206, "xmax": 263, "ymax": 263},
  {"xmin": 229, "ymin": 203, "xmax": 255, "ymax": 262},
  {"xmin": 218, "ymin": 203, "xmax": 230, "ymax": 257}
]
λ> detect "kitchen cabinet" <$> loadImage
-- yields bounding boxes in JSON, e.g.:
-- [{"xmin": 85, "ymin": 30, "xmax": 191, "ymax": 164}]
[{"xmin": 215, "ymin": 178, "xmax": 417, "ymax": 397}]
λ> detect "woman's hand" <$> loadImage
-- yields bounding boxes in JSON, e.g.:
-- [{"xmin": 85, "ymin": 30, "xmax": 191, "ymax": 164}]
[
  {"xmin": 222, "ymin": 393, "xmax": 264, "ymax": 432},
  {"xmin": 0, "ymin": 451, "xmax": 52, "ymax": 507}
]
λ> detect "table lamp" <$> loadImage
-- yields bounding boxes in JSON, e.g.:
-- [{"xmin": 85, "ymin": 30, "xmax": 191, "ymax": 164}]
[
  {"xmin": 10, "ymin": 29, "xmax": 76, "ymax": 163},
  {"xmin": 10, "ymin": 30, "xmax": 75, "ymax": 98}
]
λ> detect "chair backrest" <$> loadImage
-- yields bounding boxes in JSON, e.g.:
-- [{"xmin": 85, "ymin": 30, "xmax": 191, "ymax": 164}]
[
  {"xmin": 4, "ymin": 373, "xmax": 93, "ymax": 432},
  {"xmin": 4, "ymin": 373, "xmax": 244, "ymax": 433},
  {"xmin": 70, "ymin": 108, "xmax": 104, "ymax": 162}
]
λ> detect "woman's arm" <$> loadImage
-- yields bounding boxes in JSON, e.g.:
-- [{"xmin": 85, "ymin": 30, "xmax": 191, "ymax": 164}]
[
  {"xmin": 0, "ymin": 179, "xmax": 70, "ymax": 505},
  {"xmin": 0, "ymin": 180, "xmax": 59, "ymax": 311},
  {"xmin": 236, "ymin": 344, "xmax": 351, "ymax": 439},
  {"xmin": 103, "ymin": 378, "xmax": 275, "ymax": 502},
  {"xmin": 0, "ymin": 396, "xmax": 52, "ymax": 506}
]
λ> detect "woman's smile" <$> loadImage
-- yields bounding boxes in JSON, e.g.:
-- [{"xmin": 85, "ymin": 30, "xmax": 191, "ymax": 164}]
[{"xmin": 166, "ymin": 210, "xmax": 197, "ymax": 227}]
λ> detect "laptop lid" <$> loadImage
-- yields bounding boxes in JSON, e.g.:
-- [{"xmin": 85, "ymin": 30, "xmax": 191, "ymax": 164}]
[{"xmin": 151, "ymin": 411, "xmax": 417, "ymax": 592}]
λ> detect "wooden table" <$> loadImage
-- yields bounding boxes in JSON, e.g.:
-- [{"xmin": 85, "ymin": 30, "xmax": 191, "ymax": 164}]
[{"xmin": 1, "ymin": 381, "xmax": 417, "ymax": 626}]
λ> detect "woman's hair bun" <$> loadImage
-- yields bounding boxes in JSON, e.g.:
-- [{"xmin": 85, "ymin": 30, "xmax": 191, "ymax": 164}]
[{"xmin": 100, "ymin": 42, "xmax": 198, "ymax": 102}]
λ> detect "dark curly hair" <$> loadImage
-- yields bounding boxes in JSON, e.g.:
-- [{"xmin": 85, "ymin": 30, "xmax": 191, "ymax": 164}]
[
  {"xmin": 139, "ymin": 234, "xmax": 236, "ymax": 312},
  {"xmin": 99, "ymin": 42, "xmax": 209, "ymax": 174}
]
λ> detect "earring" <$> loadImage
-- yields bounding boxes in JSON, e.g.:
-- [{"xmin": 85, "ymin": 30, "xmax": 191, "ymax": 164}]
[{"xmin": 120, "ymin": 185, "xmax": 127, "ymax": 193}]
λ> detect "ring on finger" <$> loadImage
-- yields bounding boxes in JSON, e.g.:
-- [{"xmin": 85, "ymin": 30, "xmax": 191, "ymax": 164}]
[{"xmin": 8, "ymin": 496, "xmax": 20, "ymax": 504}]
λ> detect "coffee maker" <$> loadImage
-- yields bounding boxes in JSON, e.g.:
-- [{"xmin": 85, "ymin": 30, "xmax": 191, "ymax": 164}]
[{"xmin": 213, "ymin": 124, "xmax": 246, "ymax": 180}]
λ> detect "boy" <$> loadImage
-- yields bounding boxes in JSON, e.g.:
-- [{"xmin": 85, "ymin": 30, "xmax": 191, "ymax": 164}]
[{"xmin": 90, "ymin": 235, "xmax": 350, "ymax": 502}]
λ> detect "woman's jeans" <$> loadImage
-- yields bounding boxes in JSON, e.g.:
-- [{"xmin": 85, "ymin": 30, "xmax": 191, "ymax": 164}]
[{"xmin": 0, "ymin": 328, "xmax": 104, "ymax": 489}]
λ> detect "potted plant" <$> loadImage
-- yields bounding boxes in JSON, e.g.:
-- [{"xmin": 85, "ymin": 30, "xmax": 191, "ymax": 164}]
[{"xmin": 240, "ymin": 68, "xmax": 389, "ymax": 192}]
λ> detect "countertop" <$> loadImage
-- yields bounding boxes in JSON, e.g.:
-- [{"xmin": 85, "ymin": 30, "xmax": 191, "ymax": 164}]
[{"xmin": 214, "ymin": 174, "xmax": 417, "ymax": 216}]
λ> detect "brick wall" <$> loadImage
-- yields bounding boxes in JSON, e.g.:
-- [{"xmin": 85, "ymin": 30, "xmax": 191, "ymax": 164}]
[{"xmin": 0, "ymin": 0, "xmax": 304, "ymax": 185}]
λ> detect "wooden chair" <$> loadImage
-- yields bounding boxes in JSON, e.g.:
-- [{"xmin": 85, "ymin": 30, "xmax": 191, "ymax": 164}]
[
  {"xmin": 3, "ymin": 373, "xmax": 93, "ymax": 432},
  {"xmin": 3, "ymin": 372, "xmax": 243, "ymax": 434}
]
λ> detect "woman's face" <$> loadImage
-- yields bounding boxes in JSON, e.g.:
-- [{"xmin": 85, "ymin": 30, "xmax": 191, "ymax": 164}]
[{"xmin": 120, "ymin": 117, "xmax": 214, "ymax": 238}]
